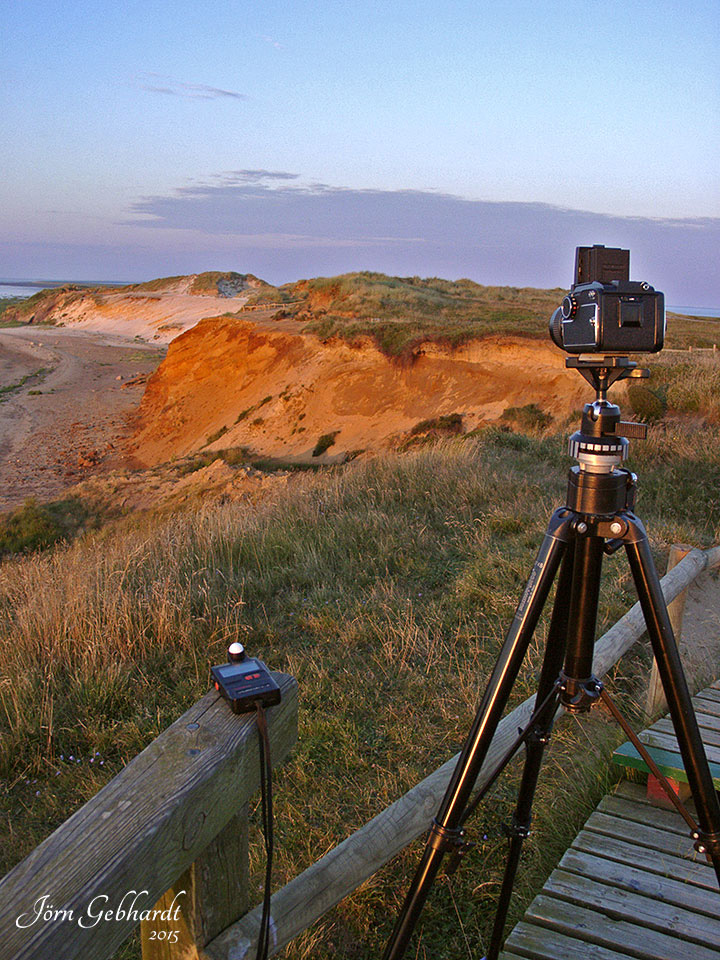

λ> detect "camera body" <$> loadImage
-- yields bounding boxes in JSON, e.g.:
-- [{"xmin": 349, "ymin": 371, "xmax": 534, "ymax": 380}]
[{"xmin": 550, "ymin": 245, "xmax": 665, "ymax": 354}]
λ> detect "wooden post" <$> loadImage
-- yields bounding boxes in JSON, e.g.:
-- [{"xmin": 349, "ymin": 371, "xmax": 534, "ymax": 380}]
[
  {"xmin": 645, "ymin": 544, "xmax": 691, "ymax": 719},
  {"xmin": 140, "ymin": 807, "xmax": 249, "ymax": 960}
]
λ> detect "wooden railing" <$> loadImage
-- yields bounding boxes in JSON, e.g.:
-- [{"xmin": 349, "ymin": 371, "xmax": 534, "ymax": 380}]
[
  {"xmin": 0, "ymin": 675, "xmax": 298, "ymax": 960},
  {"xmin": 1, "ymin": 545, "xmax": 718, "ymax": 960}
]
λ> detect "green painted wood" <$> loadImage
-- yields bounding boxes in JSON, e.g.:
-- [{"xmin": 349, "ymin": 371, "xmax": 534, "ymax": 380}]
[{"xmin": 611, "ymin": 741, "xmax": 720, "ymax": 788}]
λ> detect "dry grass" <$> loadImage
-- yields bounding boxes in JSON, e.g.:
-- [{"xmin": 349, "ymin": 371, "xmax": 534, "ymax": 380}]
[{"xmin": 0, "ymin": 421, "xmax": 717, "ymax": 958}]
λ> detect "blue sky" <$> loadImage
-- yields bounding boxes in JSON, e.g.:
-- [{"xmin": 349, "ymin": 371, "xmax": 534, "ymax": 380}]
[{"xmin": 2, "ymin": 0, "xmax": 719, "ymax": 302}]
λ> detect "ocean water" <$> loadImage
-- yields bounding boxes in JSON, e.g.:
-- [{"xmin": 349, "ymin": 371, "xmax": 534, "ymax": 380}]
[
  {"xmin": 0, "ymin": 282, "xmax": 43, "ymax": 299},
  {"xmin": 0, "ymin": 279, "xmax": 125, "ymax": 299},
  {"xmin": 667, "ymin": 305, "xmax": 720, "ymax": 319}
]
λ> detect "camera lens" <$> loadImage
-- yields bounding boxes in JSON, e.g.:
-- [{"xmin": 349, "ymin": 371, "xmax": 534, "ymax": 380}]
[{"xmin": 549, "ymin": 307, "xmax": 564, "ymax": 349}]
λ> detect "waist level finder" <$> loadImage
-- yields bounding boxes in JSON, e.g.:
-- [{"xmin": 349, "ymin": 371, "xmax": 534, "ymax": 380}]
[{"xmin": 549, "ymin": 244, "xmax": 665, "ymax": 354}]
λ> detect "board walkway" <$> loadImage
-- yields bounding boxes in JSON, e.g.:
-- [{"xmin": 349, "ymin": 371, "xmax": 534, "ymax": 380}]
[{"xmin": 500, "ymin": 681, "xmax": 720, "ymax": 959}]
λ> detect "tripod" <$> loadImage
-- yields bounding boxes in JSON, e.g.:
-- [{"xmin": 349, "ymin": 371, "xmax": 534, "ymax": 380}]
[{"xmin": 383, "ymin": 357, "xmax": 720, "ymax": 960}]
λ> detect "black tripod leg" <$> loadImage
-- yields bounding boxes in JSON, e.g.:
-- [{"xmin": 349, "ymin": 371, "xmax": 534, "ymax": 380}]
[
  {"xmin": 624, "ymin": 515, "xmax": 720, "ymax": 880},
  {"xmin": 485, "ymin": 540, "xmax": 576, "ymax": 960},
  {"xmin": 382, "ymin": 509, "xmax": 572, "ymax": 960}
]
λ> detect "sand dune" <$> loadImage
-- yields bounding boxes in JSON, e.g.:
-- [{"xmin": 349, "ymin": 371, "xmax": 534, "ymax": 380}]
[{"xmin": 131, "ymin": 317, "xmax": 590, "ymax": 466}]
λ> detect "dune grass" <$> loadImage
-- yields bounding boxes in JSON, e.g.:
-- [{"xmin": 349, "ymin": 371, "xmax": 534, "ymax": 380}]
[{"xmin": 1, "ymin": 413, "xmax": 717, "ymax": 958}]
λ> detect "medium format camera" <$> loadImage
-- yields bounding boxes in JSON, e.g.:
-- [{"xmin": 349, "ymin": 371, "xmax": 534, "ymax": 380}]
[{"xmin": 549, "ymin": 245, "xmax": 665, "ymax": 354}]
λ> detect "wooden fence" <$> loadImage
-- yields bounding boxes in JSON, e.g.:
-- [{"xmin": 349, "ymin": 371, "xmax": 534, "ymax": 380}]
[{"xmin": 1, "ymin": 546, "xmax": 718, "ymax": 960}]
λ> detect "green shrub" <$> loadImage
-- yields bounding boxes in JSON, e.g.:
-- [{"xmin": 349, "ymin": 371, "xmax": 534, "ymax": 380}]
[
  {"xmin": 0, "ymin": 499, "xmax": 64, "ymax": 556},
  {"xmin": 205, "ymin": 425, "xmax": 229, "ymax": 446},
  {"xmin": 312, "ymin": 432, "xmax": 339, "ymax": 457},
  {"xmin": 627, "ymin": 385, "xmax": 667, "ymax": 422},
  {"xmin": 409, "ymin": 413, "xmax": 463, "ymax": 436},
  {"xmin": 501, "ymin": 403, "xmax": 552, "ymax": 432}
]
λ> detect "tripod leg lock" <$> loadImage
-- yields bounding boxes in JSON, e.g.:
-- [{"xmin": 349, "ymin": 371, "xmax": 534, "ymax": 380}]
[
  {"xmin": 502, "ymin": 814, "xmax": 531, "ymax": 841},
  {"xmin": 559, "ymin": 674, "xmax": 603, "ymax": 713},
  {"xmin": 693, "ymin": 829, "xmax": 720, "ymax": 861},
  {"xmin": 427, "ymin": 819, "xmax": 474, "ymax": 874}
]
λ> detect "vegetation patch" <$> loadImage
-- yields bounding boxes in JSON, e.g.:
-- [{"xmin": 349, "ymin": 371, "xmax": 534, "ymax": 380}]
[
  {"xmin": 312, "ymin": 431, "xmax": 339, "ymax": 457},
  {"xmin": 243, "ymin": 271, "xmax": 566, "ymax": 360},
  {"xmin": 0, "ymin": 366, "xmax": 53, "ymax": 401},
  {"xmin": 409, "ymin": 413, "xmax": 463, "ymax": 437},
  {"xmin": 627, "ymin": 384, "xmax": 667, "ymax": 422},
  {"xmin": 500, "ymin": 403, "xmax": 552, "ymax": 433},
  {"xmin": 205, "ymin": 425, "xmax": 229, "ymax": 446},
  {"xmin": 0, "ymin": 497, "xmax": 99, "ymax": 557}
]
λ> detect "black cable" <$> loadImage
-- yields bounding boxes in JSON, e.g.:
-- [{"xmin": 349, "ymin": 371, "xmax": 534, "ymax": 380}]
[{"xmin": 255, "ymin": 703, "xmax": 274, "ymax": 960}]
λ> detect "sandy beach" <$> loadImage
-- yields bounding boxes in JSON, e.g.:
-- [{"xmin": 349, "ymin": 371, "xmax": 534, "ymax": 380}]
[{"xmin": 0, "ymin": 327, "xmax": 165, "ymax": 508}]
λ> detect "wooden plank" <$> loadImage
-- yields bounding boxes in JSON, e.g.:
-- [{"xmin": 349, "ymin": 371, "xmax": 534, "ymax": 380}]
[
  {"xmin": 646, "ymin": 544, "xmax": 691, "ymax": 719},
  {"xmin": 503, "ymin": 921, "xmax": 637, "ymax": 959},
  {"xmin": 584, "ymin": 810, "xmax": 700, "ymax": 860},
  {"xmin": 639, "ymin": 728, "xmax": 720, "ymax": 764},
  {"xmin": 559, "ymin": 847, "xmax": 719, "ymax": 916},
  {"xmin": 523, "ymin": 894, "xmax": 720, "ymax": 960},
  {"xmin": 696, "ymin": 687, "xmax": 720, "ymax": 704},
  {"xmin": 542, "ymin": 868, "xmax": 720, "ymax": 945},
  {"xmin": 597, "ymin": 792, "xmax": 696, "ymax": 835},
  {"xmin": 572, "ymin": 829, "xmax": 718, "ymax": 891},
  {"xmin": 693, "ymin": 696, "xmax": 720, "ymax": 718},
  {"xmin": 141, "ymin": 806, "xmax": 249, "ymax": 959},
  {"xmin": 0, "ymin": 675, "xmax": 298, "ymax": 960},
  {"xmin": 654, "ymin": 716, "xmax": 720, "ymax": 743}
]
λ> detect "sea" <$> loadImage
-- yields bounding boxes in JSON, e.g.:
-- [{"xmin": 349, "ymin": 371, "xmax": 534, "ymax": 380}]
[{"xmin": 0, "ymin": 279, "xmax": 127, "ymax": 299}]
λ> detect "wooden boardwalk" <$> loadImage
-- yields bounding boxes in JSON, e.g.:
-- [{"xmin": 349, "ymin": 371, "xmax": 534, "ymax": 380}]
[
  {"xmin": 614, "ymin": 681, "xmax": 720, "ymax": 790},
  {"xmin": 500, "ymin": 682, "xmax": 720, "ymax": 959}
]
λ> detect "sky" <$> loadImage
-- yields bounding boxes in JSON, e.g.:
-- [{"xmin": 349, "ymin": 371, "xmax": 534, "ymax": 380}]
[{"xmin": 1, "ymin": 0, "xmax": 719, "ymax": 303}]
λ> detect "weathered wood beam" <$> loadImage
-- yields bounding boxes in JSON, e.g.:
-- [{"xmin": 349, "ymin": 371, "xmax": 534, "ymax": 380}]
[{"xmin": 0, "ymin": 674, "xmax": 297, "ymax": 960}]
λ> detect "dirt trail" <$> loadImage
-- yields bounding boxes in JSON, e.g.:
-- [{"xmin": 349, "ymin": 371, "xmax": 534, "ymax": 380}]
[{"xmin": 0, "ymin": 327, "xmax": 164, "ymax": 509}]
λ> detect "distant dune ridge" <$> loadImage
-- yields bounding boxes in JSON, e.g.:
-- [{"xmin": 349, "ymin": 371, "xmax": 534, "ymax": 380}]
[{"xmin": 2, "ymin": 270, "xmax": 593, "ymax": 465}]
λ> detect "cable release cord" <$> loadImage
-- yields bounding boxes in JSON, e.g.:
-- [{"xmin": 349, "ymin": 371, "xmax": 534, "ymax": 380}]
[{"xmin": 255, "ymin": 703, "xmax": 274, "ymax": 960}]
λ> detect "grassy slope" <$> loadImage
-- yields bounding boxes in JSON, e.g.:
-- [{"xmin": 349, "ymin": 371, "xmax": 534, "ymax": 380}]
[
  {"xmin": 244, "ymin": 271, "xmax": 567, "ymax": 358},
  {"xmin": 0, "ymin": 417, "xmax": 718, "ymax": 958}
]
